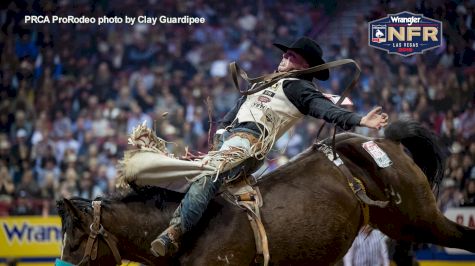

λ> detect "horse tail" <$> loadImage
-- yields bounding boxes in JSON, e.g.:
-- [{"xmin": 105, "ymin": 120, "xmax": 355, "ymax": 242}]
[{"xmin": 384, "ymin": 120, "xmax": 446, "ymax": 189}]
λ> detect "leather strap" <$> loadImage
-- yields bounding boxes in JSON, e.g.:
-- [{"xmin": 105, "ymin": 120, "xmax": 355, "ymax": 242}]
[
  {"xmin": 100, "ymin": 227, "xmax": 122, "ymax": 264},
  {"xmin": 238, "ymin": 200, "xmax": 270, "ymax": 266},
  {"xmin": 78, "ymin": 200, "xmax": 122, "ymax": 266},
  {"xmin": 80, "ymin": 201, "xmax": 101, "ymax": 265},
  {"xmin": 230, "ymin": 59, "xmax": 360, "ymax": 97},
  {"xmin": 91, "ymin": 201, "xmax": 101, "ymax": 260},
  {"xmin": 331, "ymin": 156, "xmax": 372, "ymax": 226},
  {"xmin": 314, "ymin": 143, "xmax": 387, "ymax": 226},
  {"xmin": 223, "ymin": 182, "xmax": 268, "ymax": 266}
]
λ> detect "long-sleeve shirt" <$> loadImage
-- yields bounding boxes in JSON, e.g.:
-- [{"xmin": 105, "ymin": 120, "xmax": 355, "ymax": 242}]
[
  {"xmin": 343, "ymin": 229, "xmax": 390, "ymax": 266},
  {"xmin": 219, "ymin": 79, "xmax": 362, "ymax": 133}
]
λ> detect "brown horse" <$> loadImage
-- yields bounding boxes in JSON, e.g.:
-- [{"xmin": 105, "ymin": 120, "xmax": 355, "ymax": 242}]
[{"xmin": 57, "ymin": 121, "xmax": 475, "ymax": 265}]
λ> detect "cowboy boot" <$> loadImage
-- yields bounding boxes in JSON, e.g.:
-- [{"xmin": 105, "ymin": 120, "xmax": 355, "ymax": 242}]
[
  {"xmin": 151, "ymin": 177, "xmax": 223, "ymax": 257},
  {"xmin": 150, "ymin": 225, "xmax": 182, "ymax": 257},
  {"xmin": 151, "ymin": 201, "xmax": 184, "ymax": 257}
]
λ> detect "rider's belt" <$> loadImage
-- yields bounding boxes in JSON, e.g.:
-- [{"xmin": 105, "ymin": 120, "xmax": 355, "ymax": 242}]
[{"xmin": 230, "ymin": 131, "xmax": 259, "ymax": 144}]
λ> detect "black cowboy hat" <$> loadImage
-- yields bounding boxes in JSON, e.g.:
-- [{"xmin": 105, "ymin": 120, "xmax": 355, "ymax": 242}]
[{"xmin": 273, "ymin": 36, "xmax": 329, "ymax": 81}]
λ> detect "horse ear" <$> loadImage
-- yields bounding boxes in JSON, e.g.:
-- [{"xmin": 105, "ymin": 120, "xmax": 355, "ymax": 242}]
[
  {"xmin": 61, "ymin": 198, "xmax": 89, "ymax": 224},
  {"xmin": 61, "ymin": 198, "xmax": 79, "ymax": 218}
]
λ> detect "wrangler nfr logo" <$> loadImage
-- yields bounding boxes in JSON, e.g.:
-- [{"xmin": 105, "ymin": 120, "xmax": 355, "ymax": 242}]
[{"xmin": 368, "ymin": 11, "xmax": 442, "ymax": 56}]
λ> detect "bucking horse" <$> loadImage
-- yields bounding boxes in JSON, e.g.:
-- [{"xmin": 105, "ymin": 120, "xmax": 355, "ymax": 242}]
[{"xmin": 57, "ymin": 120, "xmax": 475, "ymax": 265}]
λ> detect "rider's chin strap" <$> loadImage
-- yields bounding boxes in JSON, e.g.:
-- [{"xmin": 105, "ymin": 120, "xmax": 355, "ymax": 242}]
[{"xmin": 78, "ymin": 200, "xmax": 122, "ymax": 266}]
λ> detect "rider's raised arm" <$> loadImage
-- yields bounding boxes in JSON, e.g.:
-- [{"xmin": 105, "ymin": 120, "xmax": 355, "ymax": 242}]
[{"xmin": 282, "ymin": 79, "xmax": 363, "ymax": 131}]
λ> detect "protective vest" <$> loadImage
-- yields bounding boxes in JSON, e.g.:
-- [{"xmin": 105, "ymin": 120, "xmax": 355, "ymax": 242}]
[{"xmin": 235, "ymin": 78, "xmax": 305, "ymax": 141}]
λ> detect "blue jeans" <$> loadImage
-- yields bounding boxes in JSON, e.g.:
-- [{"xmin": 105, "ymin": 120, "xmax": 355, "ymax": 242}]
[{"xmin": 170, "ymin": 131, "xmax": 259, "ymax": 233}]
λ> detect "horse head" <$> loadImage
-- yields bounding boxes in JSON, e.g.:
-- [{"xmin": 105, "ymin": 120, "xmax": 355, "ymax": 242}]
[
  {"xmin": 56, "ymin": 188, "xmax": 183, "ymax": 265},
  {"xmin": 57, "ymin": 198, "xmax": 120, "ymax": 265}
]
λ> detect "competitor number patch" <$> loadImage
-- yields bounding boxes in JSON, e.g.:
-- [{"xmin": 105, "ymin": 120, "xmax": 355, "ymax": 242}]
[{"xmin": 362, "ymin": 141, "xmax": 392, "ymax": 168}]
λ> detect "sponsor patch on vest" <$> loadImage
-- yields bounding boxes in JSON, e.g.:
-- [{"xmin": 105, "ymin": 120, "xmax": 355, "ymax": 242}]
[
  {"xmin": 263, "ymin": 90, "xmax": 275, "ymax": 97},
  {"xmin": 258, "ymin": 95, "xmax": 271, "ymax": 103},
  {"xmin": 252, "ymin": 102, "xmax": 266, "ymax": 110},
  {"xmin": 362, "ymin": 141, "xmax": 393, "ymax": 168}
]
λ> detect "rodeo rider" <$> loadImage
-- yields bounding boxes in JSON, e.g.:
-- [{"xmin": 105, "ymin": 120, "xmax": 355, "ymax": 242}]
[{"xmin": 151, "ymin": 36, "xmax": 389, "ymax": 256}]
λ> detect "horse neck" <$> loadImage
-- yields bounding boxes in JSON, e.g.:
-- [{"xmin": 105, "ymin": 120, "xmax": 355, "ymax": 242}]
[
  {"xmin": 102, "ymin": 201, "xmax": 179, "ymax": 261},
  {"xmin": 110, "ymin": 200, "xmax": 177, "ymax": 234}
]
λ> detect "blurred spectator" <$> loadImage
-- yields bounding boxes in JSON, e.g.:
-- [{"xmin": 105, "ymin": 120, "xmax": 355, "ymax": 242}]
[
  {"xmin": 52, "ymin": 109, "xmax": 72, "ymax": 139},
  {"xmin": 11, "ymin": 129, "xmax": 30, "ymax": 161},
  {"xmin": 93, "ymin": 62, "xmax": 114, "ymax": 103},
  {"xmin": 58, "ymin": 167, "xmax": 80, "ymax": 199},
  {"xmin": 10, "ymin": 110, "xmax": 33, "ymax": 140},
  {"xmin": 209, "ymin": 51, "xmax": 229, "ymax": 78},
  {"xmin": 91, "ymin": 108, "xmax": 111, "ymax": 138},
  {"xmin": 127, "ymin": 101, "xmax": 152, "ymax": 133},
  {"xmin": 36, "ymin": 157, "xmax": 60, "ymax": 187},
  {"xmin": 15, "ymin": 169, "xmax": 40, "ymax": 199},
  {"xmin": 343, "ymin": 226, "xmax": 390, "ymax": 266},
  {"xmin": 78, "ymin": 171, "xmax": 102, "ymax": 199},
  {"xmin": 462, "ymin": 175, "xmax": 475, "ymax": 206},
  {"xmin": 135, "ymin": 81, "xmax": 155, "ymax": 112},
  {"xmin": 55, "ymin": 131, "xmax": 80, "ymax": 163},
  {"xmin": 0, "ymin": 134, "xmax": 11, "ymax": 165},
  {"xmin": 10, "ymin": 194, "xmax": 37, "ymax": 215},
  {"xmin": 40, "ymin": 171, "xmax": 58, "ymax": 216},
  {"xmin": 0, "ymin": 165, "xmax": 15, "ymax": 212},
  {"xmin": 15, "ymin": 32, "xmax": 38, "ymax": 59},
  {"xmin": 458, "ymin": 105, "xmax": 475, "ymax": 139},
  {"xmin": 438, "ymin": 178, "xmax": 464, "ymax": 212},
  {"xmin": 238, "ymin": 7, "xmax": 258, "ymax": 32},
  {"xmin": 125, "ymin": 34, "xmax": 157, "ymax": 67}
]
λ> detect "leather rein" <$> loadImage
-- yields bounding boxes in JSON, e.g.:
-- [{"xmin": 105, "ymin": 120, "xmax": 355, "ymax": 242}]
[
  {"xmin": 76, "ymin": 200, "xmax": 122, "ymax": 265},
  {"xmin": 229, "ymin": 58, "xmax": 360, "ymax": 99}
]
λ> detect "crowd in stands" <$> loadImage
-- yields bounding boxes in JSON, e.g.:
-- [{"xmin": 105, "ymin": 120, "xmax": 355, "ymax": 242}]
[{"xmin": 0, "ymin": 0, "xmax": 473, "ymax": 219}]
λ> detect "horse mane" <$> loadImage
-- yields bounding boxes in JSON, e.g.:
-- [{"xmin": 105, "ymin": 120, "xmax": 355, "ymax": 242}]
[
  {"xmin": 384, "ymin": 120, "xmax": 447, "ymax": 190},
  {"xmin": 56, "ymin": 185, "xmax": 184, "ymax": 233},
  {"xmin": 101, "ymin": 183, "xmax": 184, "ymax": 207}
]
